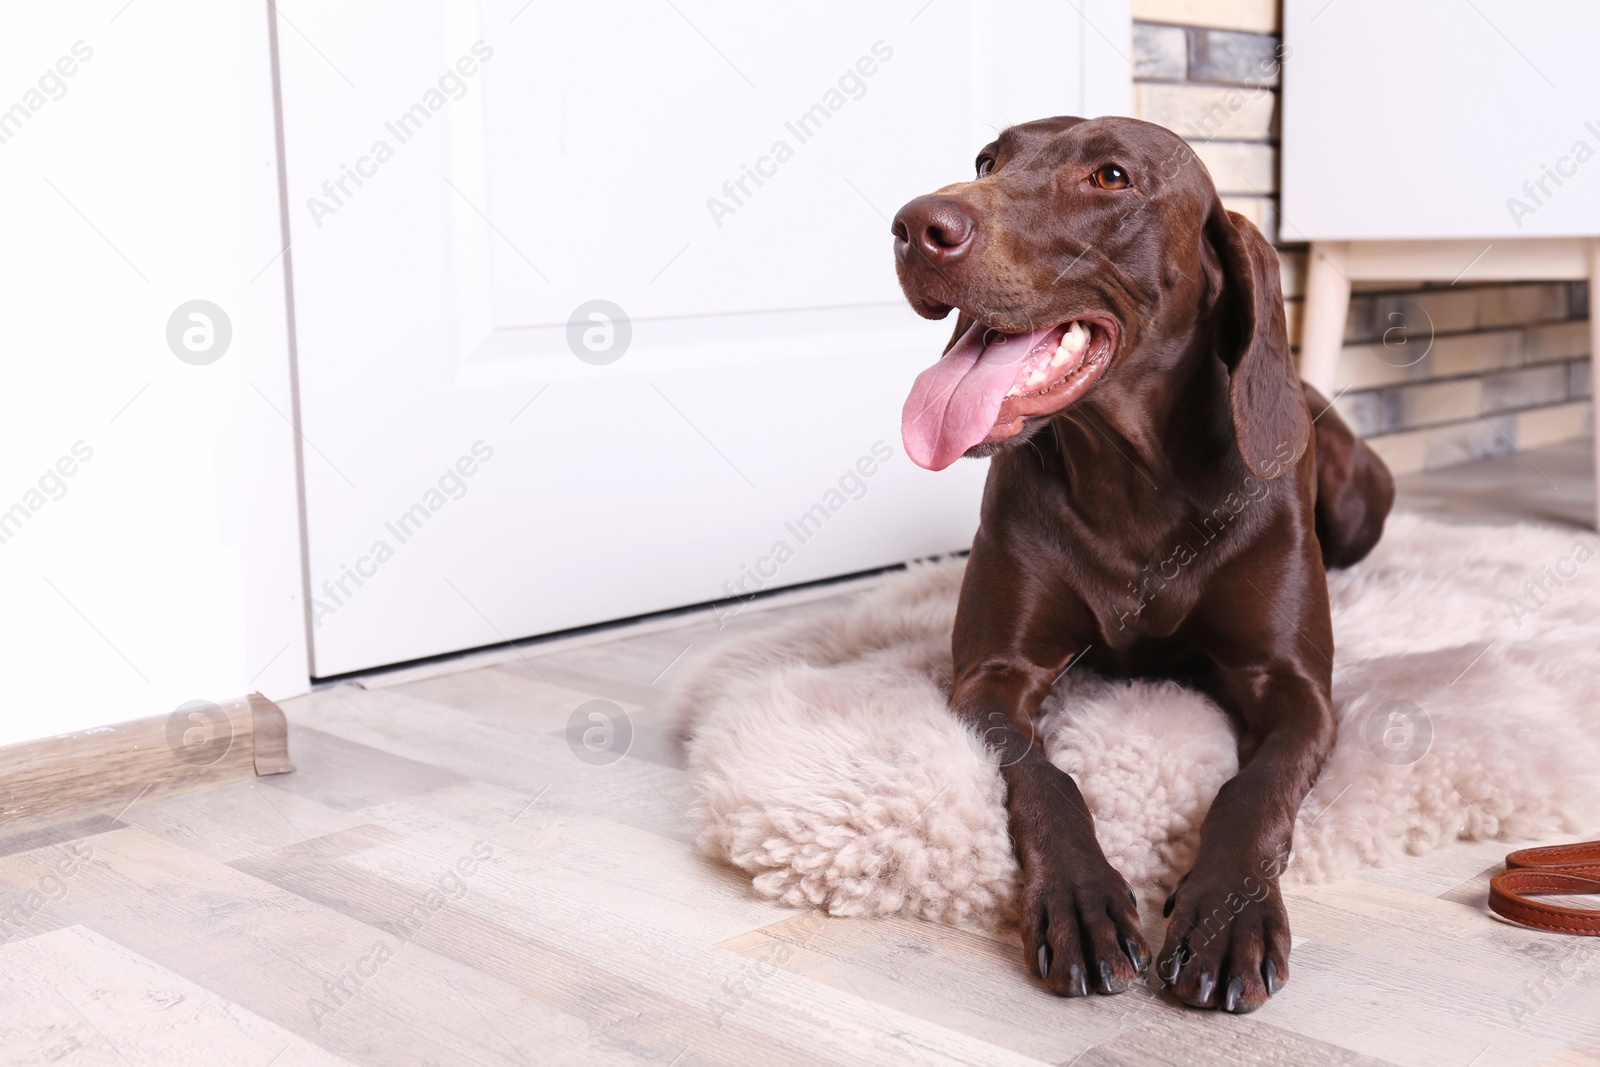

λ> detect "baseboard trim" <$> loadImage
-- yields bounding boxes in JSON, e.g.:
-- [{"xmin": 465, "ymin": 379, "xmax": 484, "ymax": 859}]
[
  {"xmin": 246, "ymin": 692, "xmax": 296, "ymax": 776},
  {"xmin": 0, "ymin": 692, "xmax": 295, "ymax": 839}
]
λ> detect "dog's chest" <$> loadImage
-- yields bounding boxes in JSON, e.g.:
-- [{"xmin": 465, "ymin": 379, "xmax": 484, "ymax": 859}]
[
  {"xmin": 1081, "ymin": 550, "xmax": 1204, "ymax": 646},
  {"xmin": 1059, "ymin": 511, "xmax": 1250, "ymax": 650}
]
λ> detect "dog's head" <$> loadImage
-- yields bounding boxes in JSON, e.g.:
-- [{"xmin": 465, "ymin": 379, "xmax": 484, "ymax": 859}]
[{"xmin": 892, "ymin": 115, "xmax": 1307, "ymax": 478}]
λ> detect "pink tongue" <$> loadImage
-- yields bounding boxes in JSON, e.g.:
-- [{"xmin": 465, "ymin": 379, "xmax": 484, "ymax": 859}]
[{"xmin": 901, "ymin": 320, "xmax": 1061, "ymax": 470}]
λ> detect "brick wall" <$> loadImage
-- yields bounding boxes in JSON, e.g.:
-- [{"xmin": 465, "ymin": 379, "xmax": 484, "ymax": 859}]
[
  {"xmin": 1130, "ymin": 9, "xmax": 1280, "ymax": 242},
  {"xmin": 1127, "ymin": 0, "xmax": 1593, "ymax": 475}
]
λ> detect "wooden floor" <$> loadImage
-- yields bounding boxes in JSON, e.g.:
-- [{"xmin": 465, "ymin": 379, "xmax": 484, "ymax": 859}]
[
  {"xmin": 3, "ymin": 443, "xmax": 1598, "ymax": 1067},
  {"xmin": 1393, "ymin": 439, "xmax": 1597, "ymax": 531}
]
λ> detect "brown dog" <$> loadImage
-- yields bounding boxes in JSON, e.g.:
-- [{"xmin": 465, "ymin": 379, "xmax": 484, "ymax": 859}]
[{"xmin": 891, "ymin": 116, "xmax": 1393, "ymax": 1013}]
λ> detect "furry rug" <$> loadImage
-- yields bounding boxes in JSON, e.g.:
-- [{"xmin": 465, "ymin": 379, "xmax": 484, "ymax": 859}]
[{"xmin": 674, "ymin": 514, "xmax": 1600, "ymax": 930}]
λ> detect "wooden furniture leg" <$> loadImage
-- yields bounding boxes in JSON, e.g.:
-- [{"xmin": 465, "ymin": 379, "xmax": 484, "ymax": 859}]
[
  {"xmin": 1590, "ymin": 238, "xmax": 1600, "ymax": 531},
  {"xmin": 1298, "ymin": 241, "xmax": 1351, "ymax": 396}
]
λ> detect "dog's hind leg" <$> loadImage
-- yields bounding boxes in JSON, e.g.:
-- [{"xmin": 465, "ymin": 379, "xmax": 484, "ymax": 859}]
[{"xmin": 1303, "ymin": 383, "xmax": 1394, "ymax": 569}]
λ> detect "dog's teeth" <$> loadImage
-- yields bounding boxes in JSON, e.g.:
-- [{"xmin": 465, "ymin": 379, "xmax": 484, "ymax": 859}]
[
  {"xmin": 1016, "ymin": 322, "xmax": 1093, "ymax": 394},
  {"xmin": 1048, "ymin": 322, "xmax": 1088, "ymax": 368}
]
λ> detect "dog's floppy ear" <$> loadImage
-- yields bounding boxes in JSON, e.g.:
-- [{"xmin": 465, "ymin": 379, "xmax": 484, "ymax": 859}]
[{"xmin": 1208, "ymin": 208, "xmax": 1310, "ymax": 480}]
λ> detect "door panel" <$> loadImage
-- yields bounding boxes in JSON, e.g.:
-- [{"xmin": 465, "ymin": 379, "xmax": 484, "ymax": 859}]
[{"xmin": 279, "ymin": 0, "xmax": 1129, "ymax": 676}]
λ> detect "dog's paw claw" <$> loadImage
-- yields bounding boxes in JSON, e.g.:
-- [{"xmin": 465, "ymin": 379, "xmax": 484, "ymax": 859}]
[
  {"xmin": 1020, "ymin": 863, "xmax": 1146, "ymax": 998},
  {"xmin": 1158, "ymin": 870, "xmax": 1290, "ymax": 1014}
]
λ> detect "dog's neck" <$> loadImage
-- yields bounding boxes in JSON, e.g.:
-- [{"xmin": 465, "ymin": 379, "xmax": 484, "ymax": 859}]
[{"xmin": 1050, "ymin": 321, "xmax": 1243, "ymax": 504}]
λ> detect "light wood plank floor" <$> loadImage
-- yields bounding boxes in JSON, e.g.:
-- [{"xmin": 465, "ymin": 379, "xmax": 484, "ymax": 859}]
[{"xmin": 2, "ymin": 443, "xmax": 1597, "ymax": 1066}]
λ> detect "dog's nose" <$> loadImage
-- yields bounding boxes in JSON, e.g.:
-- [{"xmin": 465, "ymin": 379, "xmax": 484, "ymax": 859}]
[{"xmin": 892, "ymin": 195, "xmax": 976, "ymax": 267}]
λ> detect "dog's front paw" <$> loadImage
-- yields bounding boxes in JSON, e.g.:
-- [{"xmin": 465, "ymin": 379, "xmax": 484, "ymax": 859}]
[
  {"xmin": 1019, "ymin": 857, "xmax": 1149, "ymax": 998},
  {"xmin": 1156, "ymin": 867, "xmax": 1290, "ymax": 1013}
]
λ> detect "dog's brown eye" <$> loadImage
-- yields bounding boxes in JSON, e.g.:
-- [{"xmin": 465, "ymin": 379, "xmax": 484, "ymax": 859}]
[
  {"xmin": 1090, "ymin": 164, "xmax": 1130, "ymax": 190},
  {"xmin": 976, "ymin": 155, "xmax": 995, "ymax": 177}
]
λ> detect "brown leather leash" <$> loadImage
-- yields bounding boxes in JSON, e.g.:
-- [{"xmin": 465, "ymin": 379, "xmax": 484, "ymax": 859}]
[{"xmin": 1488, "ymin": 841, "xmax": 1600, "ymax": 936}]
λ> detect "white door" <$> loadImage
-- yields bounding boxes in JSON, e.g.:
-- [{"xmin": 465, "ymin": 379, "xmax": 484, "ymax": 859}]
[
  {"xmin": 0, "ymin": 1, "xmax": 308, "ymax": 737},
  {"xmin": 278, "ymin": 0, "xmax": 1130, "ymax": 677}
]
